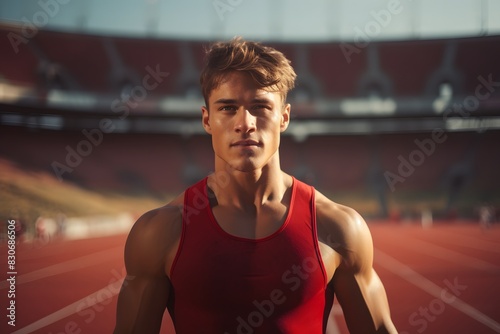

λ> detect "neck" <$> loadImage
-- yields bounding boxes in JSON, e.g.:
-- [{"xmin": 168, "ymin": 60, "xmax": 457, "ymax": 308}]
[{"xmin": 208, "ymin": 156, "xmax": 291, "ymax": 208}]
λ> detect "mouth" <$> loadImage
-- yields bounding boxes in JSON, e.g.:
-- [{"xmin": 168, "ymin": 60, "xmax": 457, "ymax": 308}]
[{"xmin": 231, "ymin": 140, "xmax": 261, "ymax": 147}]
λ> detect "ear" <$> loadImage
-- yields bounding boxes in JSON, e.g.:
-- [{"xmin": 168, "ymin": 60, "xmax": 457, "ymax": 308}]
[
  {"xmin": 201, "ymin": 106, "xmax": 212, "ymax": 135},
  {"xmin": 280, "ymin": 103, "xmax": 291, "ymax": 132}
]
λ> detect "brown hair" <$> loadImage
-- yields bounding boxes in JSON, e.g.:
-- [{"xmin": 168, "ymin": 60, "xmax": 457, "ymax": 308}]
[{"xmin": 200, "ymin": 37, "xmax": 296, "ymax": 106}]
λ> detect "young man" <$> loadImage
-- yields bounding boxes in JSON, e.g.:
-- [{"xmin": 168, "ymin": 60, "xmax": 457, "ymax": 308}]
[{"xmin": 114, "ymin": 37, "xmax": 397, "ymax": 334}]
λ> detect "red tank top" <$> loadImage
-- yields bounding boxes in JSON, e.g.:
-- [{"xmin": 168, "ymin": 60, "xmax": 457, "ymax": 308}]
[{"xmin": 169, "ymin": 177, "xmax": 333, "ymax": 333}]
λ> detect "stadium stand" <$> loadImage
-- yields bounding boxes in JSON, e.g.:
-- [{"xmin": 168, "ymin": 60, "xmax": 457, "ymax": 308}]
[{"xmin": 1, "ymin": 22, "xmax": 500, "ymax": 221}]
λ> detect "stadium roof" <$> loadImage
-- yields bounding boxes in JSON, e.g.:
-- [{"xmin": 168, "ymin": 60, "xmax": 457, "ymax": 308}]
[{"xmin": 1, "ymin": 0, "xmax": 499, "ymax": 42}]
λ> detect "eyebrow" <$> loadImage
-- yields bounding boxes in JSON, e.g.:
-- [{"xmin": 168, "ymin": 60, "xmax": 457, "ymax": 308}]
[
  {"xmin": 213, "ymin": 98, "xmax": 237, "ymax": 105},
  {"xmin": 213, "ymin": 98, "xmax": 273, "ymax": 105}
]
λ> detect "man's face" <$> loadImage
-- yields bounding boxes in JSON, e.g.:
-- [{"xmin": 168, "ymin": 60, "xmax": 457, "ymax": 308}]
[{"xmin": 202, "ymin": 71, "xmax": 290, "ymax": 173}]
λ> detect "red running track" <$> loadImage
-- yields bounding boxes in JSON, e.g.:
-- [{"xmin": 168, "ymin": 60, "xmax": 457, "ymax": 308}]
[{"xmin": 1, "ymin": 222, "xmax": 499, "ymax": 334}]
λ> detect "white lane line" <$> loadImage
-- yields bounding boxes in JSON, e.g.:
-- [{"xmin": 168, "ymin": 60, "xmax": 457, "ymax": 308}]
[
  {"xmin": 11, "ymin": 277, "xmax": 124, "ymax": 334},
  {"xmin": 0, "ymin": 246, "xmax": 122, "ymax": 289},
  {"xmin": 402, "ymin": 238, "xmax": 500, "ymax": 272},
  {"xmin": 374, "ymin": 248, "xmax": 500, "ymax": 333}
]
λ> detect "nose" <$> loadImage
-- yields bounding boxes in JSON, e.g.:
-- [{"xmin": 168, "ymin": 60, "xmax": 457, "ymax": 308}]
[{"xmin": 234, "ymin": 108, "xmax": 256, "ymax": 133}]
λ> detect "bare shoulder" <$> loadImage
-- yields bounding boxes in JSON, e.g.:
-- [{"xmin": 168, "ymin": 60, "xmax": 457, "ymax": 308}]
[
  {"xmin": 315, "ymin": 190, "xmax": 373, "ymax": 271},
  {"xmin": 124, "ymin": 193, "xmax": 184, "ymax": 277},
  {"xmin": 315, "ymin": 191, "xmax": 398, "ymax": 333}
]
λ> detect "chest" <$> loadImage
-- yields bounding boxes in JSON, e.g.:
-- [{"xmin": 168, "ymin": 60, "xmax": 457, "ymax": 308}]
[
  {"xmin": 211, "ymin": 203, "xmax": 288, "ymax": 239},
  {"xmin": 171, "ymin": 225, "xmax": 326, "ymax": 311},
  {"xmin": 170, "ymin": 231, "xmax": 327, "ymax": 333}
]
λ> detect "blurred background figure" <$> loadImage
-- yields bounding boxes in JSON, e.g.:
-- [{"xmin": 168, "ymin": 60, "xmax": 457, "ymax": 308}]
[{"xmin": 479, "ymin": 203, "xmax": 495, "ymax": 229}]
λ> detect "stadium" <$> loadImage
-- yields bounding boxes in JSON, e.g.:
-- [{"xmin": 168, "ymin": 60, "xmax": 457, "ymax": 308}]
[{"xmin": 0, "ymin": 1, "xmax": 499, "ymax": 333}]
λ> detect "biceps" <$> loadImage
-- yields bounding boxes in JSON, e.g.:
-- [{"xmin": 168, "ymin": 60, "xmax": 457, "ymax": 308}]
[{"xmin": 114, "ymin": 276, "xmax": 170, "ymax": 333}]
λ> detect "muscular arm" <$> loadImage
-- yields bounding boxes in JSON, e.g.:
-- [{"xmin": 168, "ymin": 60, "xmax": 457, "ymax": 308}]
[
  {"xmin": 114, "ymin": 200, "xmax": 183, "ymax": 334},
  {"xmin": 316, "ymin": 192, "xmax": 397, "ymax": 334}
]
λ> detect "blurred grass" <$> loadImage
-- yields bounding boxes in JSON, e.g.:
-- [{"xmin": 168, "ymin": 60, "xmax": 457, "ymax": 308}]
[{"xmin": 0, "ymin": 158, "xmax": 170, "ymax": 228}]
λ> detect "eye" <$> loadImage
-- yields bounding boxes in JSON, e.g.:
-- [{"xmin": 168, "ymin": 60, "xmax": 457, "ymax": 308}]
[
  {"xmin": 218, "ymin": 105, "xmax": 237, "ymax": 112},
  {"xmin": 251, "ymin": 104, "xmax": 271, "ymax": 112}
]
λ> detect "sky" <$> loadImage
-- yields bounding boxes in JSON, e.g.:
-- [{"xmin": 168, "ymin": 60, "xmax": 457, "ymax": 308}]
[{"xmin": 0, "ymin": 0, "xmax": 499, "ymax": 42}]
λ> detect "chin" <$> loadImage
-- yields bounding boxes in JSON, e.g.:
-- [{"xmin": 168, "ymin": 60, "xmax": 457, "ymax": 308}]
[
  {"xmin": 217, "ymin": 154, "xmax": 270, "ymax": 173},
  {"xmin": 229, "ymin": 160, "xmax": 264, "ymax": 173},
  {"xmin": 231, "ymin": 164, "xmax": 259, "ymax": 173}
]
